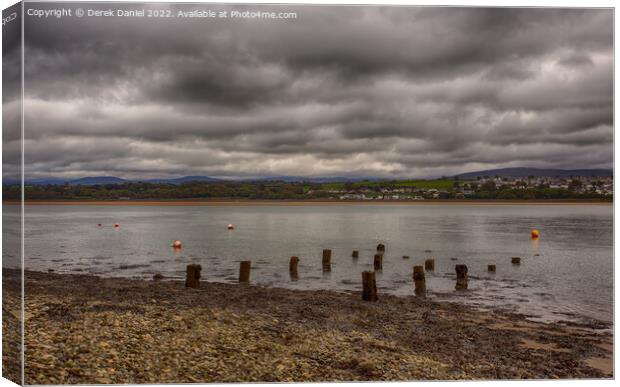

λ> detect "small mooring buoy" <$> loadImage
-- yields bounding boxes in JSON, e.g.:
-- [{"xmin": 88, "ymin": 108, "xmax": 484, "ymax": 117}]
[
  {"xmin": 97, "ymin": 223, "xmax": 102, "ymax": 227},
  {"xmin": 171, "ymin": 240, "xmax": 182, "ymax": 249},
  {"xmin": 531, "ymin": 229, "xmax": 540, "ymax": 239},
  {"xmin": 114, "ymin": 224, "xmax": 120, "ymax": 229},
  {"xmin": 227, "ymin": 223, "xmax": 235, "ymax": 230}
]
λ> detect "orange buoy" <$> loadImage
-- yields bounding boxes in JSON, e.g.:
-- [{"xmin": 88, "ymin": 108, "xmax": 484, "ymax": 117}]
[
  {"xmin": 114, "ymin": 224, "xmax": 120, "ymax": 228},
  {"xmin": 172, "ymin": 240, "xmax": 182, "ymax": 249},
  {"xmin": 531, "ymin": 229, "xmax": 540, "ymax": 239},
  {"xmin": 227, "ymin": 224, "xmax": 234, "ymax": 230}
]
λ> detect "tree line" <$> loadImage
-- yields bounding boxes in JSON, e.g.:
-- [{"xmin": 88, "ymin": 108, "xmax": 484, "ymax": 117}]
[{"xmin": 1, "ymin": 180, "xmax": 611, "ymax": 201}]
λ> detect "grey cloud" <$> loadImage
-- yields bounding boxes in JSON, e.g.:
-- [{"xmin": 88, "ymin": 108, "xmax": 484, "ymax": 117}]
[{"xmin": 7, "ymin": 4, "xmax": 613, "ymax": 179}]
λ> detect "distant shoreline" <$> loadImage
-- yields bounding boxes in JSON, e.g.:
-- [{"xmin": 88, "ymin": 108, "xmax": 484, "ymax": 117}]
[{"xmin": 4, "ymin": 199, "xmax": 613, "ymax": 206}]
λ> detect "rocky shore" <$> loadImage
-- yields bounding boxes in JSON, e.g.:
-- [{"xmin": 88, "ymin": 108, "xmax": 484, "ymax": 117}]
[{"xmin": 2, "ymin": 269, "xmax": 613, "ymax": 383}]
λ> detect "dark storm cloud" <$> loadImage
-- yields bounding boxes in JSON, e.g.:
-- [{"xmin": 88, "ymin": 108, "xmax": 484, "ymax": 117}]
[{"xmin": 11, "ymin": 3, "xmax": 613, "ymax": 179}]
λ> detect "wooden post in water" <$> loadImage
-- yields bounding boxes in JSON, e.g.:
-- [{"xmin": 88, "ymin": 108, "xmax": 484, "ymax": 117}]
[
  {"xmin": 362, "ymin": 271, "xmax": 378, "ymax": 301},
  {"xmin": 289, "ymin": 256, "xmax": 299, "ymax": 280},
  {"xmin": 511, "ymin": 257, "xmax": 521, "ymax": 265},
  {"xmin": 488, "ymin": 264, "xmax": 496, "ymax": 272},
  {"xmin": 239, "ymin": 261, "xmax": 251, "ymax": 283},
  {"xmin": 376, "ymin": 243, "xmax": 385, "ymax": 254},
  {"xmin": 413, "ymin": 265, "xmax": 426, "ymax": 296},
  {"xmin": 424, "ymin": 259, "xmax": 435, "ymax": 271},
  {"xmin": 373, "ymin": 254, "xmax": 383, "ymax": 271},
  {"xmin": 455, "ymin": 264, "xmax": 468, "ymax": 290},
  {"xmin": 322, "ymin": 249, "xmax": 332, "ymax": 272},
  {"xmin": 402, "ymin": 255, "xmax": 410, "ymax": 259},
  {"xmin": 352, "ymin": 250, "xmax": 359, "ymax": 258},
  {"xmin": 185, "ymin": 264, "xmax": 202, "ymax": 288}
]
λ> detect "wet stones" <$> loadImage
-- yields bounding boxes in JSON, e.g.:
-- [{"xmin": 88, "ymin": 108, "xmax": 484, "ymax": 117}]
[{"xmin": 153, "ymin": 273, "xmax": 164, "ymax": 281}]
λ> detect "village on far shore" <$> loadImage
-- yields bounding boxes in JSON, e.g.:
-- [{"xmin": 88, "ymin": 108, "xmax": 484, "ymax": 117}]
[{"xmin": 318, "ymin": 175, "xmax": 614, "ymax": 201}]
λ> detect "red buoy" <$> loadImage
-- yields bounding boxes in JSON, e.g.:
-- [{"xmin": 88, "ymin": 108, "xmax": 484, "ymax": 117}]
[
  {"xmin": 227, "ymin": 224, "xmax": 235, "ymax": 230},
  {"xmin": 114, "ymin": 224, "xmax": 120, "ymax": 229},
  {"xmin": 172, "ymin": 240, "xmax": 182, "ymax": 249},
  {"xmin": 531, "ymin": 229, "xmax": 540, "ymax": 239}
]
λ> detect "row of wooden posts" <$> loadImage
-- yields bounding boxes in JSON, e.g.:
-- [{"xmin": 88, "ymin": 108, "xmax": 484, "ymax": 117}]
[{"xmin": 184, "ymin": 244, "xmax": 524, "ymax": 302}]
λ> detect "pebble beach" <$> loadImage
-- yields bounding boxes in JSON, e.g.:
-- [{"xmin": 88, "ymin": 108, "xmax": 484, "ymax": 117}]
[{"xmin": 2, "ymin": 268, "xmax": 613, "ymax": 384}]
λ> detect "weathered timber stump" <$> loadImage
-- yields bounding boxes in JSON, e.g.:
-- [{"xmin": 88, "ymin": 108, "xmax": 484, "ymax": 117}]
[
  {"xmin": 352, "ymin": 250, "xmax": 359, "ymax": 258},
  {"xmin": 424, "ymin": 258, "xmax": 435, "ymax": 271},
  {"xmin": 185, "ymin": 264, "xmax": 202, "ymax": 288},
  {"xmin": 455, "ymin": 264, "xmax": 468, "ymax": 290},
  {"xmin": 511, "ymin": 257, "xmax": 521, "ymax": 265},
  {"xmin": 488, "ymin": 264, "xmax": 496, "ymax": 272},
  {"xmin": 373, "ymin": 254, "xmax": 383, "ymax": 271},
  {"xmin": 239, "ymin": 261, "xmax": 251, "ymax": 283},
  {"xmin": 362, "ymin": 271, "xmax": 378, "ymax": 301},
  {"xmin": 376, "ymin": 243, "xmax": 385, "ymax": 253},
  {"xmin": 322, "ymin": 249, "xmax": 332, "ymax": 272},
  {"xmin": 289, "ymin": 256, "xmax": 299, "ymax": 280},
  {"xmin": 413, "ymin": 265, "xmax": 426, "ymax": 296}
]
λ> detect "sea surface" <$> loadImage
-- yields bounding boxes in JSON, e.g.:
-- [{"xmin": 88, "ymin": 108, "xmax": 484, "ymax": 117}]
[{"xmin": 3, "ymin": 203, "xmax": 614, "ymax": 324}]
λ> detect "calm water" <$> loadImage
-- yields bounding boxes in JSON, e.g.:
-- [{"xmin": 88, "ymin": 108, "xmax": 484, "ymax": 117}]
[{"xmin": 7, "ymin": 204, "xmax": 614, "ymax": 323}]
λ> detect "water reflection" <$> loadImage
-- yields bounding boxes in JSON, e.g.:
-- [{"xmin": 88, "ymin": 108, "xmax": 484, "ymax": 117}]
[{"xmin": 20, "ymin": 203, "xmax": 613, "ymax": 324}]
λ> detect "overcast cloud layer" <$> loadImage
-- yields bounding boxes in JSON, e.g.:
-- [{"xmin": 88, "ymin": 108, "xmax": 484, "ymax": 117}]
[{"xmin": 5, "ymin": 3, "xmax": 613, "ymax": 180}]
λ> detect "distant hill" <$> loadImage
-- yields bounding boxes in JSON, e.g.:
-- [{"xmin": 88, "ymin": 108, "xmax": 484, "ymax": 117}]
[
  {"xmin": 70, "ymin": 176, "xmax": 127, "ymax": 185},
  {"xmin": 244, "ymin": 176, "xmax": 383, "ymax": 183},
  {"xmin": 18, "ymin": 176, "xmax": 127, "ymax": 186},
  {"xmin": 5, "ymin": 168, "xmax": 611, "ymax": 187},
  {"xmin": 456, "ymin": 168, "xmax": 613, "ymax": 180},
  {"xmin": 13, "ymin": 175, "xmax": 220, "ymax": 186},
  {"xmin": 143, "ymin": 176, "xmax": 221, "ymax": 184}
]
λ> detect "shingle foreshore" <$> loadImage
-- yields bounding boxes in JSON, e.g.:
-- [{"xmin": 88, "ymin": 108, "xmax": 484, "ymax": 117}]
[{"xmin": 1, "ymin": 269, "xmax": 613, "ymax": 384}]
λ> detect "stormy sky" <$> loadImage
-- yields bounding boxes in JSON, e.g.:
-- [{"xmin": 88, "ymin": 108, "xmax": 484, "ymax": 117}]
[{"xmin": 5, "ymin": 3, "xmax": 613, "ymax": 180}]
